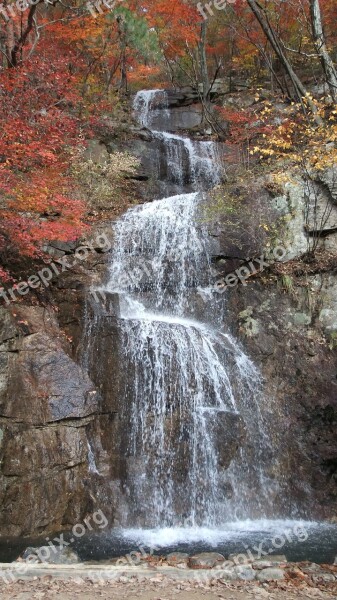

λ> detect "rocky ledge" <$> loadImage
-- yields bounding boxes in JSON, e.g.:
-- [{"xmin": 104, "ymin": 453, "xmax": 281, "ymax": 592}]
[{"xmin": 14, "ymin": 548, "xmax": 337, "ymax": 586}]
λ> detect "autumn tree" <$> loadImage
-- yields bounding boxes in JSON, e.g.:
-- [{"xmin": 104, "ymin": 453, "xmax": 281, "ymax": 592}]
[{"xmin": 310, "ymin": 0, "xmax": 337, "ymax": 104}]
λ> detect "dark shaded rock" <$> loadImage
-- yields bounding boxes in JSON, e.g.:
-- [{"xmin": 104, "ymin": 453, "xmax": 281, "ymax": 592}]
[
  {"xmin": 2, "ymin": 426, "xmax": 88, "ymax": 476},
  {"xmin": 0, "ymin": 331, "xmax": 99, "ymax": 424},
  {"xmin": 0, "ymin": 305, "xmax": 111, "ymax": 537},
  {"xmin": 211, "ymin": 411, "xmax": 246, "ymax": 468},
  {"xmin": 321, "ymin": 165, "xmax": 337, "ymax": 205}
]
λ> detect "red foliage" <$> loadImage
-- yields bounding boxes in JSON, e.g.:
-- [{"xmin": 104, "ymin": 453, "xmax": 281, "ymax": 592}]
[
  {"xmin": 215, "ymin": 105, "xmax": 272, "ymax": 146},
  {"xmin": 0, "ymin": 30, "xmax": 89, "ymax": 274}
]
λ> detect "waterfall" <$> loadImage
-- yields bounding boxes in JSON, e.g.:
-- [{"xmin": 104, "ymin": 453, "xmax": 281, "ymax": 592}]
[
  {"xmin": 150, "ymin": 131, "xmax": 223, "ymax": 190},
  {"xmin": 87, "ymin": 440, "xmax": 100, "ymax": 475},
  {"xmin": 79, "ymin": 89, "xmax": 288, "ymax": 533},
  {"xmin": 91, "ymin": 89, "xmax": 279, "ymax": 528},
  {"xmin": 133, "ymin": 89, "xmax": 169, "ymax": 128}
]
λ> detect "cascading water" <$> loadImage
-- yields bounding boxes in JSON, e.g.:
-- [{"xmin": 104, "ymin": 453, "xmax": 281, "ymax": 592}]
[
  {"xmin": 133, "ymin": 89, "xmax": 169, "ymax": 128},
  {"xmin": 97, "ymin": 89, "xmax": 281, "ymax": 529}
]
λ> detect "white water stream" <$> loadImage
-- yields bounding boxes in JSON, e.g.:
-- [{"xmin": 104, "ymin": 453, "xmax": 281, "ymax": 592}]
[{"xmin": 101, "ymin": 90, "xmax": 279, "ymax": 529}]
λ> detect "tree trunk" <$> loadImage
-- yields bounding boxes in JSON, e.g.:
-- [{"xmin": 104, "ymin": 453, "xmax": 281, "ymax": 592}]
[
  {"xmin": 198, "ymin": 21, "xmax": 210, "ymax": 106},
  {"xmin": 117, "ymin": 15, "xmax": 128, "ymax": 93},
  {"xmin": 9, "ymin": 5, "xmax": 38, "ymax": 67},
  {"xmin": 310, "ymin": 0, "xmax": 337, "ymax": 104},
  {"xmin": 246, "ymin": 0, "xmax": 323, "ymax": 125}
]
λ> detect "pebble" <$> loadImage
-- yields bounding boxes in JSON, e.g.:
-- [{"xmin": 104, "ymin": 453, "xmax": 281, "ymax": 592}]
[{"xmin": 256, "ymin": 567, "xmax": 285, "ymax": 581}]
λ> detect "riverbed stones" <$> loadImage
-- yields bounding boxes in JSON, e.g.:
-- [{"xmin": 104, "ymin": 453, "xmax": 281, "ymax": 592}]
[
  {"xmin": 188, "ymin": 552, "xmax": 225, "ymax": 569},
  {"xmin": 256, "ymin": 567, "xmax": 285, "ymax": 581},
  {"xmin": 21, "ymin": 545, "xmax": 80, "ymax": 564},
  {"xmin": 311, "ymin": 573, "xmax": 336, "ymax": 583},
  {"xmin": 253, "ymin": 555, "xmax": 287, "ymax": 568},
  {"xmin": 252, "ymin": 560, "xmax": 276, "ymax": 569},
  {"xmin": 232, "ymin": 564, "xmax": 256, "ymax": 580},
  {"xmin": 166, "ymin": 553, "xmax": 189, "ymax": 568}
]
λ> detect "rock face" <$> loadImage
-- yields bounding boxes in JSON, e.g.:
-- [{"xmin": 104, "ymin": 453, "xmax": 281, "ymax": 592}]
[
  {"xmin": 209, "ymin": 171, "xmax": 337, "ymax": 518},
  {"xmin": 0, "ymin": 304, "xmax": 110, "ymax": 536}
]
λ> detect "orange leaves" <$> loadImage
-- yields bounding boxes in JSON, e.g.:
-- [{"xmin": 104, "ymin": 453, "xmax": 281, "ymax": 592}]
[
  {"xmin": 128, "ymin": 64, "xmax": 162, "ymax": 84},
  {"xmin": 0, "ymin": 33, "xmax": 89, "ymax": 267},
  {"xmin": 1, "ymin": 167, "xmax": 87, "ymax": 260},
  {"xmin": 139, "ymin": 0, "xmax": 199, "ymax": 56}
]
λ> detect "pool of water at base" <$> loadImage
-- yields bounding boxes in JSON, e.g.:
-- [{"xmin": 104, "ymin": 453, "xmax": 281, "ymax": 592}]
[{"xmin": 0, "ymin": 521, "xmax": 336, "ymax": 565}]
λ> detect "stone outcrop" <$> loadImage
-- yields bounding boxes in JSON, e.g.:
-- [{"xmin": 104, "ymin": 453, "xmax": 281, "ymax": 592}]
[
  {"xmin": 0, "ymin": 305, "xmax": 101, "ymax": 536},
  {"xmin": 208, "ymin": 171, "xmax": 337, "ymax": 518}
]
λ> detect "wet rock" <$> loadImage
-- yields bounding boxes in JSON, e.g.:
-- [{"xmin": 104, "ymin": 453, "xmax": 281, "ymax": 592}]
[
  {"xmin": 228, "ymin": 553, "xmax": 254, "ymax": 564},
  {"xmin": 232, "ymin": 565, "xmax": 256, "ymax": 580},
  {"xmin": 252, "ymin": 557, "xmax": 288, "ymax": 569},
  {"xmin": 252, "ymin": 560, "xmax": 276, "ymax": 569},
  {"xmin": 256, "ymin": 567, "xmax": 285, "ymax": 581},
  {"xmin": 166, "ymin": 552, "xmax": 189, "ymax": 567},
  {"xmin": 254, "ymin": 555, "xmax": 287, "ymax": 566},
  {"xmin": 188, "ymin": 552, "xmax": 225, "ymax": 569},
  {"xmin": 211, "ymin": 411, "xmax": 246, "ymax": 468},
  {"xmin": 21, "ymin": 545, "xmax": 80, "ymax": 564}
]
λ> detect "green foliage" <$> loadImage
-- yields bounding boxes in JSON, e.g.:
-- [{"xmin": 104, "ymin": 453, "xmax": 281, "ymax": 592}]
[
  {"xmin": 280, "ymin": 274, "xmax": 295, "ymax": 296},
  {"xmin": 113, "ymin": 6, "xmax": 161, "ymax": 64}
]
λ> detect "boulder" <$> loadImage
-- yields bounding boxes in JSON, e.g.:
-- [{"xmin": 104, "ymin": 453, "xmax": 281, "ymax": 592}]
[
  {"xmin": 253, "ymin": 554, "xmax": 287, "ymax": 568},
  {"xmin": 232, "ymin": 564, "xmax": 256, "ymax": 580},
  {"xmin": 21, "ymin": 545, "xmax": 80, "ymax": 564},
  {"xmin": 166, "ymin": 552, "xmax": 189, "ymax": 567},
  {"xmin": 188, "ymin": 552, "xmax": 225, "ymax": 569},
  {"xmin": 257, "ymin": 568, "xmax": 285, "ymax": 581}
]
